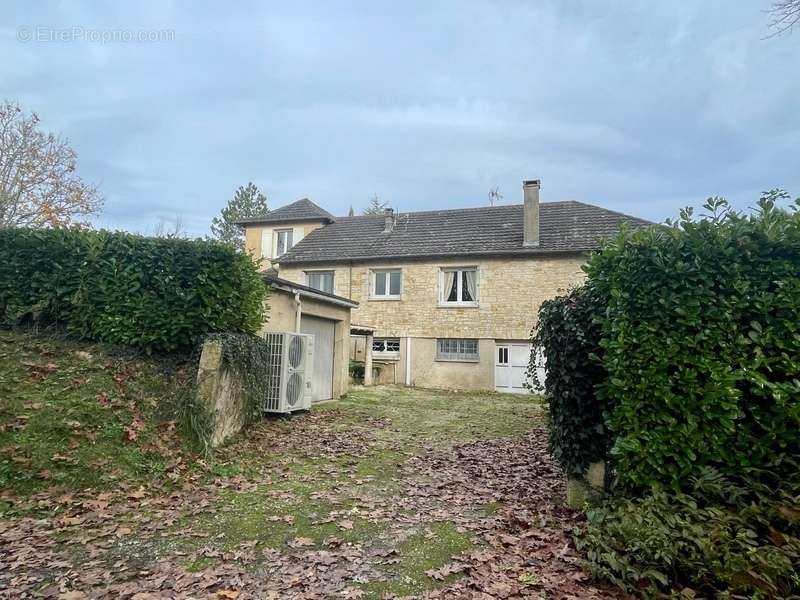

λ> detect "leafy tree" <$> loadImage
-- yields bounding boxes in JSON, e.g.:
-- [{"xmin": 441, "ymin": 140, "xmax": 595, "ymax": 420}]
[
  {"xmin": 0, "ymin": 100, "xmax": 102, "ymax": 228},
  {"xmin": 363, "ymin": 193, "xmax": 389, "ymax": 215},
  {"xmin": 211, "ymin": 182, "xmax": 268, "ymax": 249}
]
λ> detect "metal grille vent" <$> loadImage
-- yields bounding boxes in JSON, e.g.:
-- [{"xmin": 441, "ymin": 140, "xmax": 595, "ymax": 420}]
[{"xmin": 261, "ymin": 333, "xmax": 284, "ymax": 412}]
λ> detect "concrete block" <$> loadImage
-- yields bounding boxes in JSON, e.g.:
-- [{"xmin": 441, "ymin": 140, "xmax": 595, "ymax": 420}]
[
  {"xmin": 586, "ymin": 461, "xmax": 606, "ymax": 490},
  {"xmin": 565, "ymin": 461, "xmax": 606, "ymax": 509}
]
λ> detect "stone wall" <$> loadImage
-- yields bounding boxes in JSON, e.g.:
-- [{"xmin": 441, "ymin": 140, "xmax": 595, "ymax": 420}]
[
  {"xmin": 195, "ymin": 339, "xmax": 247, "ymax": 448},
  {"xmin": 279, "ymin": 254, "xmax": 587, "ymax": 340}
]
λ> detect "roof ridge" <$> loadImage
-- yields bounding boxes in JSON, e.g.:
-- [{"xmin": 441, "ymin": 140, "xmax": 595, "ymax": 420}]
[{"xmin": 335, "ymin": 201, "xmax": 588, "ymax": 220}]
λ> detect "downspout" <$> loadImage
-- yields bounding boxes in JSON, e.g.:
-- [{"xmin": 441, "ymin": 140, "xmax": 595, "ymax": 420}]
[
  {"xmin": 293, "ymin": 291, "xmax": 302, "ymax": 332},
  {"xmin": 405, "ymin": 337, "xmax": 412, "ymax": 386}
]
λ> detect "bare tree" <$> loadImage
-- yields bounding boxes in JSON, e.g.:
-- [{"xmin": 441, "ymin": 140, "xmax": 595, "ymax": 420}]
[
  {"xmin": 153, "ymin": 215, "xmax": 187, "ymax": 239},
  {"xmin": 0, "ymin": 100, "xmax": 102, "ymax": 228},
  {"xmin": 766, "ymin": 0, "xmax": 800, "ymax": 36}
]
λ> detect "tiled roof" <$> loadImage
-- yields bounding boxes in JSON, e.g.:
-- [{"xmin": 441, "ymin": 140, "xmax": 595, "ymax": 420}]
[
  {"xmin": 235, "ymin": 198, "xmax": 335, "ymax": 225},
  {"xmin": 275, "ymin": 201, "xmax": 651, "ymax": 265}
]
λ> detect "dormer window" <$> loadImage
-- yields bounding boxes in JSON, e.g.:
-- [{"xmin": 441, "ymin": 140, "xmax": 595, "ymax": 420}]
[{"xmin": 275, "ymin": 229, "xmax": 294, "ymax": 256}]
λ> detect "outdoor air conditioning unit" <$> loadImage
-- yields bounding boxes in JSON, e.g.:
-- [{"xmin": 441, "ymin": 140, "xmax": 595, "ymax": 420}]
[{"xmin": 261, "ymin": 332, "xmax": 314, "ymax": 413}]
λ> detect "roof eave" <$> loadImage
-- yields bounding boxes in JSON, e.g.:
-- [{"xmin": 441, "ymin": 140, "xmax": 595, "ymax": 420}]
[
  {"xmin": 235, "ymin": 216, "xmax": 335, "ymax": 227},
  {"xmin": 275, "ymin": 247, "xmax": 594, "ymax": 266},
  {"xmin": 264, "ymin": 275, "xmax": 358, "ymax": 308}
]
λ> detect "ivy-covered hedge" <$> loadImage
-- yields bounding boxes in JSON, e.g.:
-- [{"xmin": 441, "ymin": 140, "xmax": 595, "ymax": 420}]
[
  {"xmin": 530, "ymin": 287, "xmax": 608, "ymax": 475},
  {"xmin": 0, "ymin": 228, "xmax": 266, "ymax": 353},
  {"xmin": 588, "ymin": 194, "xmax": 800, "ymax": 491}
]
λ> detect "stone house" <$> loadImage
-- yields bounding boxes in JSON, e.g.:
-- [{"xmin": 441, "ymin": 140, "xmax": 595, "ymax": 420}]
[{"xmin": 238, "ymin": 180, "xmax": 649, "ymax": 393}]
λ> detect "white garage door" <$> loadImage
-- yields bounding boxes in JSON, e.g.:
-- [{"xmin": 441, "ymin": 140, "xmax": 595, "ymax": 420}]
[
  {"xmin": 495, "ymin": 343, "xmax": 541, "ymax": 394},
  {"xmin": 300, "ymin": 315, "xmax": 335, "ymax": 402}
]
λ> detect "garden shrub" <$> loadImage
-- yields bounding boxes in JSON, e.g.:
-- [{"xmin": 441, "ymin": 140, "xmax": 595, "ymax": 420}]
[
  {"xmin": 530, "ymin": 286, "xmax": 609, "ymax": 475},
  {"xmin": 586, "ymin": 193, "xmax": 800, "ymax": 491},
  {"xmin": 0, "ymin": 228, "xmax": 266, "ymax": 353},
  {"xmin": 576, "ymin": 469, "xmax": 800, "ymax": 598}
]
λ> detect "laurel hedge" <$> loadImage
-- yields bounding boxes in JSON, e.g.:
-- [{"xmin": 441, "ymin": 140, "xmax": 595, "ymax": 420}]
[
  {"xmin": 587, "ymin": 193, "xmax": 800, "ymax": 491},
  {"xmin": 535, "ymin": 192, "xmax": 800, "ymax": 597},
  {"xmin": 0, "ymin": 228, "xmax": 266, "ymax": 353}
]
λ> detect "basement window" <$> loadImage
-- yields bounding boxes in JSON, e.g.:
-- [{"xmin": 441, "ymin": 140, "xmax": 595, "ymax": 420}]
[
  {"xmin": 373, "ymin": 337, "xmax": 400, "ymax": 356},
  {"xmin": 436, "ymin": 338, "xmax": 479, "ymax": 362},
  {"xmin": 306, "ymin": 270, "xmax": 334, "ymax": 294}
]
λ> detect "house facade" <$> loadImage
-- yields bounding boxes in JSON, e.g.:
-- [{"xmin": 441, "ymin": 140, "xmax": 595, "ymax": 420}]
[{"xmin": 238, "ymin": 181, "xmax": 649, "ymax": 393}]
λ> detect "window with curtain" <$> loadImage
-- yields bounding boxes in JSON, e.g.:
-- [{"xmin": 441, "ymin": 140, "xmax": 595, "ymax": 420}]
[
  {"xmin": 306, "ymin": 270, "xmax": 334, "ymax": 294},
  {"xmin": 372, "ymin": 269, "xmax": 401, "ymax": 298},
  {"xmin": 441, "ymin": 267, "xmax": 478, "ymax": 304},
  {"xmin": 436, "ymin": 338, "xmax": 479, "ymax": 361}
]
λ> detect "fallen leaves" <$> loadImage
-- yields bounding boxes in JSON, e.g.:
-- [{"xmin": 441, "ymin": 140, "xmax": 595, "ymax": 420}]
[
  {"xmin": 288, "ymin": 536, "xmax": 315, "ymax": 548},
  {"xmin": 122, "ymin": 414, "xmax": 145, "ymax": 442},
  {"xmin": 0, "ymin": 399, "xmax": 618, "ymax": 599}
]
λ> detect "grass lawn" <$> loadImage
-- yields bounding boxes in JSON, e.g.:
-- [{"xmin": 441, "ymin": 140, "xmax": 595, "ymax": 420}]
[{"xmin": 0, "ymin": 331, "xmax": 616, "ymax": 599}]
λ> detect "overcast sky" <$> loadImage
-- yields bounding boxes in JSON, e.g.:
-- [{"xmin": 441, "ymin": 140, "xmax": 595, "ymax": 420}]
[{"xmin": 3, "ymin": 2, "xmax": 799, "ymax": 236}]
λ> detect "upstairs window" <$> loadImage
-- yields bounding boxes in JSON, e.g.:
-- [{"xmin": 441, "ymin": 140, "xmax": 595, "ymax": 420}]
[
  {"xmin": 306, "ymin": 270, "xmax": 334, "ymax": 294},
  {"xmin": 372, "ymin": 337, "xmax": 400, "ymax": 355},
  {"xmin": 440, "ymin": 267, "xmax": 478, "ymax": 305},
  {"xmin": 275, "ymin": 229, "xmax": 294, "ymax": 256},
  {"xmin": 372, "ymin": 269, "xmax": 401, "ymax": 299},
  {"xmin": 436, "ymin": 338, "xmax": 479, "ymax": 361}
]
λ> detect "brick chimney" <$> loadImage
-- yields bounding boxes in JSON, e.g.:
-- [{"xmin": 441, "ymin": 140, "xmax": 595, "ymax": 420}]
[
  {"xmin": 523, "ymin": 179, "xmax": 540, "ymax": 247},
  {"xmin": 382, "ymin": 207, "xmax": 395, "ymax": 233}
]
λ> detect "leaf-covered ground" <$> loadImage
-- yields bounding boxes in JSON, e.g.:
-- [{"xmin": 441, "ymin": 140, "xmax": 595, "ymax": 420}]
[{"xmin": 0, "ymin": 331, "xmax": 620, "ymax": 599}]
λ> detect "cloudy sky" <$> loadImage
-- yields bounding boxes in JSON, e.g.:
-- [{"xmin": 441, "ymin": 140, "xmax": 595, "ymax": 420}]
[{"xmin": 3, "ymin": 1, "xmax": 798, "ymax": 236}]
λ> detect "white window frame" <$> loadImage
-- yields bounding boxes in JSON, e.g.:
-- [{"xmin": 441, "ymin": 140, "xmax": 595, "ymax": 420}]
[
  {"xmin": 436, "ymin": 338, "xmax": 479, "ymax": 362},
  {"xmin": 370, "ymin": 268, "xmax": 402, "ymax": 300},
  {"xmin": 372, "ymin": 337, "xmax": 400, "ymax": 358},
  {"xmin": 439, "ymin": 266, "xmax": 479, "ymax": 307},
  {"xmin": 274, "ymin": 228, "xmax": 294, "ymax": 257},
  {"xmin": 305, "ymin": 270, "xmax": 335, "ymax": 295}
]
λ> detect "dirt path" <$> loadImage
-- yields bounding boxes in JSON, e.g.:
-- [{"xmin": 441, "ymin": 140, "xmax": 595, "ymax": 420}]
[{"xmin": 1, "ymin": 387, "xmax": 619, "ymax": 599}]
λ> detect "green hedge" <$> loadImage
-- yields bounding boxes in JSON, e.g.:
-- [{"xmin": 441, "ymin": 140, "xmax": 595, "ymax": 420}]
[
  {"xmin": 530, "ymin": 287, "xmax": 608, "ymax": 475},
  {"xmin": 577, "ymin": 469, "xmax": 800, "ymax": 598},
  {"xmin": 587, "ymin": 193, "xmax": 800, "ymax": 491},
  {"xmin": 0, "ymin": 228, "xmax": 266, "ymax": 353}
]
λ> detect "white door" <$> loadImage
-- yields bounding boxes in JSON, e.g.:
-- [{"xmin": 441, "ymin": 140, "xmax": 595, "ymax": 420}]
[
  {"xmin": 300, "ymin": 315, "xmax": 335, "ymax": 401},
  {"xmin": 495, "ymin": 343, "xmax": 536, "ymax": 394}
]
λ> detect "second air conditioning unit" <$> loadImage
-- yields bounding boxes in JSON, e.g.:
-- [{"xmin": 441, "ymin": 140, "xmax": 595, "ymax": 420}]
[{"xmin": 261, "ymin": 332, "xmax": 314, "ymax": 413}]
